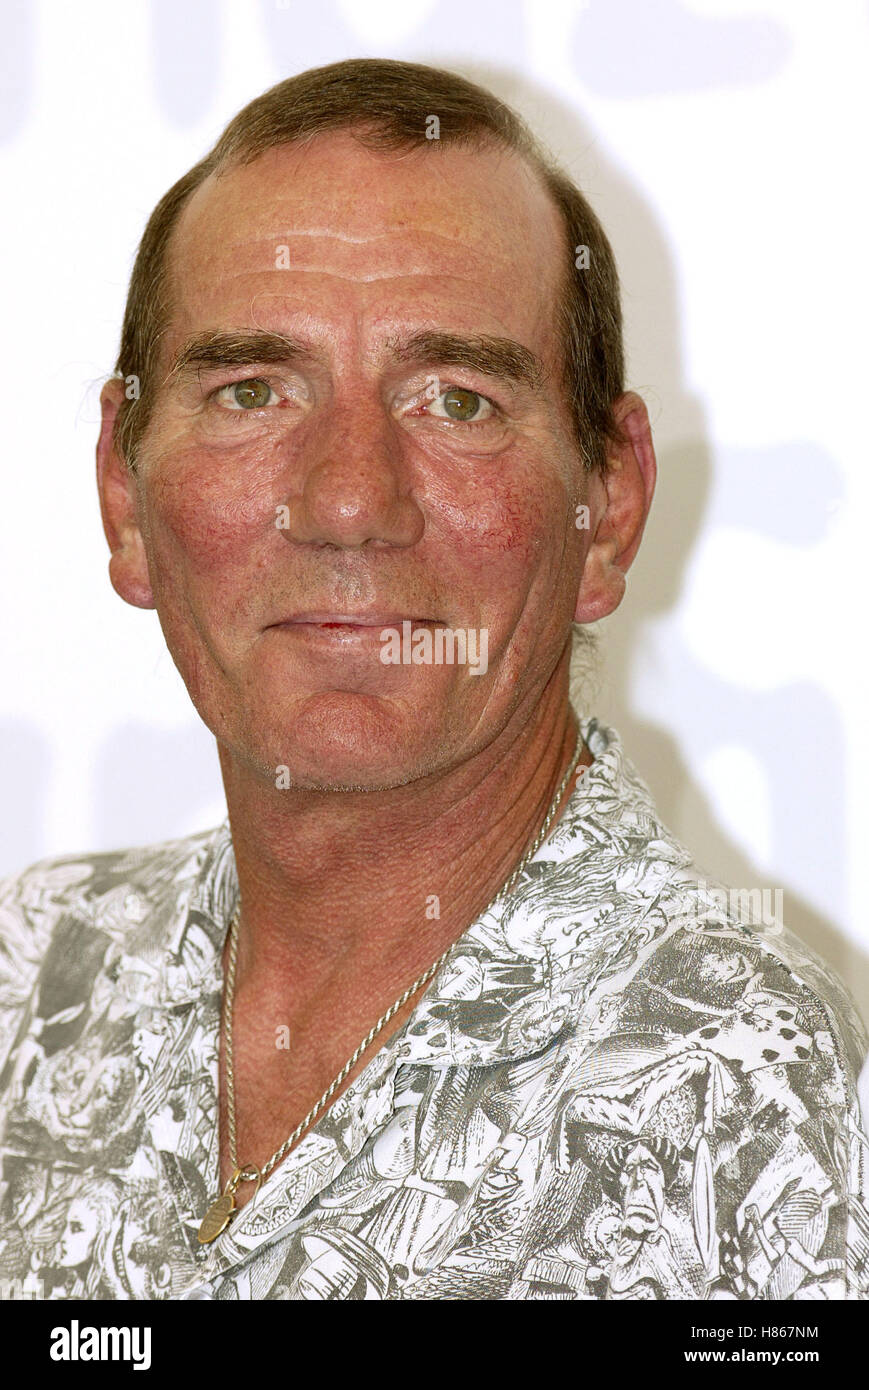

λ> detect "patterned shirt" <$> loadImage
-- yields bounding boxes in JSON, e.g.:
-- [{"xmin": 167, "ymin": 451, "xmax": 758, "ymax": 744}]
[{"xmin": 1, "ymin": 717, "xmax": 867, "ymax": 1301}]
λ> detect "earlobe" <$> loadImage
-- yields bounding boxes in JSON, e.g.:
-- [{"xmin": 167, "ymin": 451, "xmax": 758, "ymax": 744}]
[
  {"xmin": 571, "ymin": 393, "xmax": 657, "ymax": 625},
  {"xmin": 107, "ymin": 541, "xmax": 156, "ymax": 611},
  {"xmin": 573, "ymin": 536, "xmax": 626, "ymax": 624}
]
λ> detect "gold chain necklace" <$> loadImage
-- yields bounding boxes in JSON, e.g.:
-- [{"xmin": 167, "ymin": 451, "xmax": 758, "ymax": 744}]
[{"xmin": 197, "ymin": 731, "xmax": 584, "ymax": 1243}]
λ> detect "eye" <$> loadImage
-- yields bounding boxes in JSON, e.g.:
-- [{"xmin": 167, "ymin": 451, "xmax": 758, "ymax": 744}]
[
  {"xmin": 427, "ymin": 387, "xmax": 494, "ymax": 423},
  {"xmin": 214, "ymin": 378, "xmax": 277, "ymax": 410}
]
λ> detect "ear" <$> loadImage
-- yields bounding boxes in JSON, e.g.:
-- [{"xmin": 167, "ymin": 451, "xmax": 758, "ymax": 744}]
[
  {"xmin": 95, "ymin": 380, "xmax": 156, "ymax": 610},
  {"xmin": 574, "ymin": 391, "xmax": 657, "ymax": 624}
]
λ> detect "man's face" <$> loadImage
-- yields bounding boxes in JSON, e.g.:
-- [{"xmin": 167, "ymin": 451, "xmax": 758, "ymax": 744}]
[
  {"xmin": 618, "ymin": 1144, "xmax": 667, "ymax": 1234},
  {"xmin": 118, "ymin": 133, "xmax": 595, "ymax": 791}
]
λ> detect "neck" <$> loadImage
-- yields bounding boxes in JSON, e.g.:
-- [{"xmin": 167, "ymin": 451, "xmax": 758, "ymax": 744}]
[{"xmin": 216, "ymin": 663, "xmax": 586, "ymax": 1008}]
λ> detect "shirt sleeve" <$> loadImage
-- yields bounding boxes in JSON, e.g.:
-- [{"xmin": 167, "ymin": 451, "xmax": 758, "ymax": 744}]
[{"xmin": 701, "ymin": 969, "xmax": 869, "ymax": 1301}]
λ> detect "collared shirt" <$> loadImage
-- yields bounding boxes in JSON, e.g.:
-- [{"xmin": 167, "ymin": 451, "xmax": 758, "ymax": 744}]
[{"xmin": 1, "ymin": 717, "xmax": 867, "ymax": 1301}]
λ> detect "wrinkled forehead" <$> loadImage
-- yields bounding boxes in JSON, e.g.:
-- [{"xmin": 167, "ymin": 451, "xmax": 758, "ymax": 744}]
[
  {"xmin": 624, "ymin": 1143, "xmax": 660, "ymax": 1167},
  {"xmin": 164, "ymin": 131, "xmax": 568, "ymax": 354}
]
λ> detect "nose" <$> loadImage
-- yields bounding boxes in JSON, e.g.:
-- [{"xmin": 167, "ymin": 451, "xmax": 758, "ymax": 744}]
[{"xmin": 283, "ymin": 395, "xmax": 424, "ymax": 550}]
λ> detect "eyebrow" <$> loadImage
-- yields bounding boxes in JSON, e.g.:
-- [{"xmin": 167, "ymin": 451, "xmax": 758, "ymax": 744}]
[
  {"xmin": 166, "ymin": 331, "xmax": 310, "ymax": 385},
  {"xmin": 387, "ymin": 331, "xmax": 545, "ymax": 392},
  {"xmin": 165, "ymin": 328, "xmax": 545, "ymax": 392}
]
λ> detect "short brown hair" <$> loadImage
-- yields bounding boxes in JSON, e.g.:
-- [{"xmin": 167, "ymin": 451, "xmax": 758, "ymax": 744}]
[{"xmin": 112, "ymin": 58, "xmax": 626, "ymax": 475}]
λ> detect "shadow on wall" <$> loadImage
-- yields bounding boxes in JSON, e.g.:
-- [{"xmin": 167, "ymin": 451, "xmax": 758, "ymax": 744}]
[
  {"xmin": 93, "ymin": 722, "xmax": 224, "ymax": 851},
  {"xmin": 598, "ymin": 438, "xmax": 862, "ymax": 1020},
  {"xmin": 0, "ymin": 723, "xmax": 50, "ymax": 876},
  {"xmin": 0, "ymin": 719, "xmax": 223, "ymax": 878}
]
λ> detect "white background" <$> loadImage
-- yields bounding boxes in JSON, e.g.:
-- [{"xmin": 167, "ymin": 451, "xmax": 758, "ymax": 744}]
[{"xmin": 2, "ymin": 0, "xmax": 867, "ymax": 1021}]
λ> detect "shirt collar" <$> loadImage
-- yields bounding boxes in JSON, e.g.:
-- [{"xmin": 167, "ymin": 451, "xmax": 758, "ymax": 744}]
[{"xmin": 142, "ymin": 716, "xmax": 689, "ymax": 1070}]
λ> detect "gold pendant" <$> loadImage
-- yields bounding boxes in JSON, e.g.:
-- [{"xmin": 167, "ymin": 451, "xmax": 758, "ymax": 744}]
[
  {"xmin": 197, "ymin": 1191, "xmax": 236, "ymax": 1245},
  {"xmin": 197, "ymin": 1164, "xmax": 262, "ymax": 1245}
]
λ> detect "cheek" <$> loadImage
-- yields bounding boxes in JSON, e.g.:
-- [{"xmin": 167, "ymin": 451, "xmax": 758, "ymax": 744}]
[
  {"xmin": 434, "ymin": 461, "xmax": 563, "ymax": 590},
  {"xmin": 141, "ymin": 443, "xmax": 272, "ymax": 577},
  {"xmin": 469, "ymin": 488, "xmax": 570, "ymax": 631}
]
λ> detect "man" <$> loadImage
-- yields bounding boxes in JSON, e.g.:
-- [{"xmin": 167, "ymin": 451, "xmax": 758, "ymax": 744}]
[{"xmin": 1, "ymin": 58, "xmax": 866, "ymax": 1301}]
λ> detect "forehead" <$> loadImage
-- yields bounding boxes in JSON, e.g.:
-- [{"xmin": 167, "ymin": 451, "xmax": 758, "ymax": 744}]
[{"xmin": 164, "ymin": 131, "xmax": 567, "ymax": 357}]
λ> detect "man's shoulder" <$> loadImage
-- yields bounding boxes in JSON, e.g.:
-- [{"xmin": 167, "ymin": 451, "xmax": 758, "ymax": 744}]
[
  {"xmin": 550, "ymin": 728, "xmax": 869, "ymax": 1089},
  {"xmin": 0, "ymin": 821, "xmax": 227, "ymax": 997},
  {"xmin": 1, "ymin": 820, "xmax": 224, "ymax": 908},
  {"xmin": 664, "ymin": 868, "xmax": 866, "ymax": 1076},
  {"xmin": 569, "ymin": 860, "xmax": 869, "ymax": 1104}
]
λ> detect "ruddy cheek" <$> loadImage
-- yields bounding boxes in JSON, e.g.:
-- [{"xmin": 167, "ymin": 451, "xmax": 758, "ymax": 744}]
[
  {"xmin": 145, "ymin": 456, "xmax": 263, "ymax": 573},
  {"xmin": 467, "ymin": 482, "xmax": 552, "ymax": 566}
]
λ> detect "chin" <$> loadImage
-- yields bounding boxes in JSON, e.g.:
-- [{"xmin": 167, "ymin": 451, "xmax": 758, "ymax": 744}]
[{"xmin": 248, "ymin": 690, "xmax": 443, "ymax": 790}]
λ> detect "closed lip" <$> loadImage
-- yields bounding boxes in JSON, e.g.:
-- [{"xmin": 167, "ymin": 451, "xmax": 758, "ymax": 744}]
[{"xmin": 270, "ymin": 612, "xmax": 438, "ymax": 627}]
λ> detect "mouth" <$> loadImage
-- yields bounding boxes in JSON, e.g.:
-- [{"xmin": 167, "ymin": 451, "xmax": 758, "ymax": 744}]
[
  {"xmin": 269, "ymin": 612, "xmax": 439, "ymax": 632},
  {"xmin": 623, "ymin": 1203, "xmax": 658, "ymax": 1232}
]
